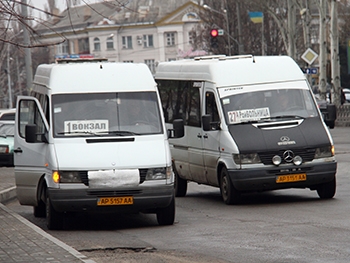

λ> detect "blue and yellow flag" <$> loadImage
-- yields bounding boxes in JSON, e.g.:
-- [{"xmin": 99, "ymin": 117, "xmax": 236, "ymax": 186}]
[{"xmin": 248, "ymin": 12, "xmax": 263, "ymax": 23}]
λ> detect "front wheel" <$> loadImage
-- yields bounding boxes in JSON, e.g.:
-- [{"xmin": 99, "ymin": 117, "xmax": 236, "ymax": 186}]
[
  {"xmin": 156, "ymin": 197, "xmax": 175, "ymax": 226},
  {"xmin": 316, "ymin": 177, "xmax": 336, "ymax": 199},
  {"xmin": 46, "ymin": 192, "xmax": 64, "ymax": 230},
  {"xmin": 220, "ymin": 167, "xmax": 240, "ymax": 205},
  {"xmin": 33, "ymin": 200, "xmax": 46, "ymax": 218}
]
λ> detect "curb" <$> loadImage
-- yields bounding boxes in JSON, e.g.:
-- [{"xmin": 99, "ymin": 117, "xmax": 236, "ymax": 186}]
[
  {"xmin": 0, "ymin": 187, "xmax": 97, "ymax": 263},
  {"xmin": 0, "ymin": 186, "xmax": 16, "ymax": 204}
]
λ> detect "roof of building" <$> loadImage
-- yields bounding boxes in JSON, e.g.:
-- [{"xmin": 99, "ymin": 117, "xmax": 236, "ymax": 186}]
[{"xmin": 36, "ymin": 0, "xmax": 200, "ymax": 34}]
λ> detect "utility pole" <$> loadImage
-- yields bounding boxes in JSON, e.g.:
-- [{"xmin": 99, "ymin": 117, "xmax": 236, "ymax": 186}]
[
  {"xmin": 236, "ymin": 2, "xmax": 244, "ymax": 54},
  {"xmin": 330, "ymin": 0, "xmax": 341, "ymax": 106},
  {"xmin": 287, "ymin": 0, "xmax": 296, "ymax": 60},
  {"xmin": 21, "ymin": 0, "xmax": 33, "ymax": 93},
  {"xmin": 318, "ymin": 0, "xmax": 328, "ymax": 100}
]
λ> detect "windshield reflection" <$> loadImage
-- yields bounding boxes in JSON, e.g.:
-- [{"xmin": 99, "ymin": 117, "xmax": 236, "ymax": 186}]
[
  {"xmin": 52, "ymin": 92, "xmax": 163, "ymax": 137},
  {"xmin": 221, "ymin": 89, "xmax": 318, "ymax": 125}
]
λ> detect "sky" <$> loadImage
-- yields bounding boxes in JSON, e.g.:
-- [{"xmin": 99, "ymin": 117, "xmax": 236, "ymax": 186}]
[{"xmin": 29, "ymin": 0, "xmax": 101, "ymax": 19}]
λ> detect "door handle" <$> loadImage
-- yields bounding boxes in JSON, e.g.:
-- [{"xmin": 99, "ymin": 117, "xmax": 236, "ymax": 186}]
[
  {"xmin": 197, "ymin": 133, "xmax": 202, "ymax": 138},
  {"xmin": 14, "ymin": 147, "xmax": 23, "ymax": 153},
  {"xmin": 203, "ymin": 134, "xmax": 208, "ymax": 139}
]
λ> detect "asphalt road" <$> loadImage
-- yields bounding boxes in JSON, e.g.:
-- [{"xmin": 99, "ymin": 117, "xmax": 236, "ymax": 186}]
[{"xmin": 6, "ymin": 126, "xmax": 350, "ymax": 263}]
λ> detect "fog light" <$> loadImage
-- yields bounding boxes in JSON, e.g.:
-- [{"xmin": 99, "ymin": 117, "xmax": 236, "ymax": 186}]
[
  {"xmin": 272, "ymin": 155, "xmax": 282, "ymax": 166},
  {"xmin": 293, "ymin": 156, "xmax": 303, "ymax": 166}
]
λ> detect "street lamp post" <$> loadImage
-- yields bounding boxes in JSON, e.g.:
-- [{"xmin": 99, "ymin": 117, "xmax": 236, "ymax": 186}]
[
  {"xmin": 6, "ymin": 30, "xmax": 23, "ymax": 109},
  {"xmin": 204, "ymin": 4, "xmax": 231, "ymax": 56}
]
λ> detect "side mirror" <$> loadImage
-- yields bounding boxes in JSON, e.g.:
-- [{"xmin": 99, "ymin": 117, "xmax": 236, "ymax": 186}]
[
  {"xmin": 25, "ymin": 124, "xmax": 37, "ymax": 143},
  {"xmin": 202, "ymin": 114, "xmax": 211, "ymax": 131},
  {"xmin": 202, "ymin": 114, "xmax": 220, "ymax": 131},
  {"xmin": 172, "ymin": 119, "xmax": 184, "ymax": 138}
]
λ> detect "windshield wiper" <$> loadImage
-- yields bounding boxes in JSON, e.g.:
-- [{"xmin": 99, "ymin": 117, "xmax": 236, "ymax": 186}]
[
  {"xmin": 271, "ymin": 115, "xmax": 304, "ymax": 120},
  {"xmin": 96, "ymin": 130, "xmax": 138, "ymax": 136},
  {"xmin": 57, "ymin": 131, "xmax": 101, "ymax": 136}
]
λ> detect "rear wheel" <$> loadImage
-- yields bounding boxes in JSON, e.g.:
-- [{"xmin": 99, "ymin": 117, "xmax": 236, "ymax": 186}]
[
  {"xmin": 316, "ymin": 177, "xmax": 336, "ymax": 199},
  {"xmin": 174, "ymin": 165, "xmax": 187, "ymax": 197},
  {"xmin": 220, "ymin": 167, "xmax": 240, "ymax": 205},
  {"xmin": 46, "ymin": 192, "xmax": 64, "ymax": 230},
  {"xmin": 156, "ymin": 197, "xmax": 175, "ymax": 226}
]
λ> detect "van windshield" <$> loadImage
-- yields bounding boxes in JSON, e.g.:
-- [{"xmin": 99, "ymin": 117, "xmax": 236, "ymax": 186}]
[
  {"xmin": 52, "ymin": 92, "xmax": 163, "ymax": 137},
  {"xmin": 221, "ymin": 88, "xmax": 319, "ymax": 125}
]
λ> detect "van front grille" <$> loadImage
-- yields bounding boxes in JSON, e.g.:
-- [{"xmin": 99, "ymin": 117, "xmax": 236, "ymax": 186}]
[
  {"xmin": 78, "ymin": 169, "xmax": 147, "ymax": 186},
  {"xmin": 259, "ymin": 148, "xmax": 315, "ymax": 165}
]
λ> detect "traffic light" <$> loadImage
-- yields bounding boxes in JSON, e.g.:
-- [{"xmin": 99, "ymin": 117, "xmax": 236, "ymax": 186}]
[{"xmin": 210, "ymin": 29, "xmax": 219, "ymax": 48}]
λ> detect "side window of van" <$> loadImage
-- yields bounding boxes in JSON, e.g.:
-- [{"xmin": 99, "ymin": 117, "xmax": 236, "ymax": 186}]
[
  {"xmin": 18, "ymin": 99, "xmax": 46, "ymax": 142},
  {"xmin": 158, "ymin": 80, "xmax": 201, "ymax": 127},
  {"xmin": 31, "ymin": 90, "xmax": 50, "ymax": 126},
  {"xmin": 205, "ymin": 91, "xmax": 220, "ymax": 122}
]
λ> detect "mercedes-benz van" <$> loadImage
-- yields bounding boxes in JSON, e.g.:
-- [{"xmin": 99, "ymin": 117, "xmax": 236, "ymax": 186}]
[
  {"xmin": 155, "ymin": 55, "xmax": 337, "ymax": 205},
  {"xmin": 14, "ymin": 59, "xmax": 183, "ymax": 229}
]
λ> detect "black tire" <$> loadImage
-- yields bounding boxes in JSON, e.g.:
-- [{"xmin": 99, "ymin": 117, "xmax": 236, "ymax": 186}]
[
  {"xmin": 156, "ymin": 197, "xmax": 175, "ymax": 226},
  {"xmin": 328, "ymin": 121, "xmax": 335, "ymax": 129},
  {"xmin": 33, "ymin": 200, "xmax": 46, "ymax": 218},
  {"xmin": 174, "ymin": 165, "xmax": 187, "ymax": 197},
  {"xmin": 46, "ymin": 193, "xmax": 64, "ymax": 230},
  {"xmin": 220, "ymin": 167, "xmax": 240, "ymax": 205},
  {"xmin": 317, "ymin": 177, "xmax": 336, "ymax": 199}
]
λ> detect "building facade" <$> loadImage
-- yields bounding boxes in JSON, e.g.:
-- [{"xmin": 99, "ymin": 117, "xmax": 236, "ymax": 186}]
[{"xmin": 35, "ymin": 0, "xmax": 207, "ymax": 73}]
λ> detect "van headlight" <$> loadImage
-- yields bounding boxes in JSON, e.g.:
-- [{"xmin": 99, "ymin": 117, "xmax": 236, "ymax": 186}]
[
  {"xmin": 314, "ymin": 146, "xmax": 334, "ymax": 159},
  {"xmin": 52, "ymin": 171, "xmax": 82, "ymax": 183},
  {"xmin": 146, "ymin": 166, "xmax": 174, "ymax": 184},
  {"xmin": 233, "ymin": 153, "xmax": 261, "ymax": 164}
]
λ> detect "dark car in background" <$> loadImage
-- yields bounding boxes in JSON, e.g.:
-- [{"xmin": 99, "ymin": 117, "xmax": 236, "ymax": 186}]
[
  {"xmin": 314, "ymin": 94, "xmax": 336, "ymax": 129},
  {"xmin": 0, "ymin": 120, "xmax": 15, "ymax": 166},
  {"xmin": 343, "ymin": 88, "xmax": 350, "ymax": 103}
]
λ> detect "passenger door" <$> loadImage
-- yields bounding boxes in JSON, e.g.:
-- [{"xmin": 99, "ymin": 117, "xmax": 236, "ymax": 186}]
[
  {"xmin": 202, "ymin": 88, "xmax": 221, "ymax": 186},
  {"xmin": 14, "ymin": 96, "xmax": 50, "ymax": 206}
]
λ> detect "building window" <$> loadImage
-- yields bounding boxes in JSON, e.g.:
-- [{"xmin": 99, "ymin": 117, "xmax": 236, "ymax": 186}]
[
  {"xmin": 94, "ymin": 37, "xmax": 101, "ymax": 51},
  {"xmin": 57, "ymin": 40, "xmax": 69, "ymax": 54},
  {"xmin": 78, "ymin": 38, "xmax": 90, "ymax": 54},
  {"xmin": 144, "ymin": 59, "xmax": 155, "ymax": 74},
  {"xmin": 106, "ymin": 36, "xmax": 114, "ymax": 50},
  {"xmin": 143, "ymin": 35, "xmax": 153, "ymax": 48},
  {"xmin": 166, "ymin": 32, "xmax": 175, "ymax": 46},
  {"xmin": 123, "ymin": 60, "xmax": 134, "ymax": 63},
  {"xmin": 122, "ymin": 36, "xmax": 133, "ymax": 49},
  {"xmin": 189, "ymin": 31, "xmax": 196, "ymax": 45}
]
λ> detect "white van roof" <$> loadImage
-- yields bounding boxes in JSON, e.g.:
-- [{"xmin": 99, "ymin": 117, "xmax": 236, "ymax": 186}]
[
  {"xmin": 155, "ymin": 55, "xmax": 306, "ymax": 87},
  {"xmin": 33, "ymin": 61, "xmax": 156, "ymax": 94}
]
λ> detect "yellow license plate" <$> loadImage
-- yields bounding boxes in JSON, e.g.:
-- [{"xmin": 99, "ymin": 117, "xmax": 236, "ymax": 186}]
[
  {"xmin": 97, "ymin": 196, "xmax": 134, "ymax": 206},
  {"xmin": 276, "ymin": 173, "xmax": 306, "ymax": 183}
]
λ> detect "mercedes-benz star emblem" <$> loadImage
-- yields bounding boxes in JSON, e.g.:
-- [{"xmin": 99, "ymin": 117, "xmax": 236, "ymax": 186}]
[
  {"xmin": 280, "ymin": 136, "xmax": 290, "ymax": 142},
  {"xmin": 283, "ymin": 150, "xmax": 294, "ymax": 163}
]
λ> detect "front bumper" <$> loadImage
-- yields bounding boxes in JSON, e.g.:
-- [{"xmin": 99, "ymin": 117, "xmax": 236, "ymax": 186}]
[
  {"xmin": 48, "ymin": 185, "xmax": 174, "ymax": 213},
  {"xmin": 229, "ymin": 161, "xmax": 337, "ymax": 192}
]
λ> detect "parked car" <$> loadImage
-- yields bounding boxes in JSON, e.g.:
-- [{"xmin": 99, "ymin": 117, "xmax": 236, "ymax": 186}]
[
  {"xmin": 0, "ymin": 108, "xmax": 16, "ymax": 120},
  {"xmin": 314, "ymin": 94, "xmax": 336, "ymax": 129},
  {"xmin": 0, "ymin": 120, "xmax": 15, "ymax": 166},
  {"xmin": 343, "ymin": 88, "xmax": 350, "ymax": 103}
]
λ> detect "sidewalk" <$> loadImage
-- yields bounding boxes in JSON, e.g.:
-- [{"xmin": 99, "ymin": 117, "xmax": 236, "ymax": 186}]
[{"xmin": 0, "ymin": 168, "xmax": 96, "ymax": 263}]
